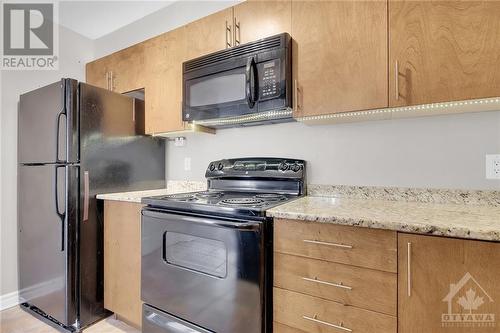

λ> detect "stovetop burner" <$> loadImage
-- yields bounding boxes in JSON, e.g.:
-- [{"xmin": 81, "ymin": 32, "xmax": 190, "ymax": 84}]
[
  {"xmin": 220, "ymin": 198, "xmax": 266, "ymax": 206},
  {"xmin": 195, "ymin": 191, "xmax": 223, "ymax": 199},
  {"xmin": 255, "ymin": 193, "xmax": 287, "ymax": 201},
  {"xmin": 163, "ymin": 193, "xmax": 197, "ymax": 201}
]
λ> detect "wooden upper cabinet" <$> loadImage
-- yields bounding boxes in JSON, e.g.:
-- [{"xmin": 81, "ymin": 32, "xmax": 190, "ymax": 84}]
[
  {"xmin": 292, "ymin": 1, "xmax": 388, "ymax": 117},
  {"xmin": 109, "ymin": 44, "xmax": 146, "ymax": 94},
  {"xmin": 390, "ymin": 1, "xmax": 500, "ymax": 107},
  {"xmin": 144, "ymin": 27, "xmax": 187, "ymax": 135},
  {"xmin": 86, "ymin": 56, "xmax": 111, "ymax": 90},
  {"xmin": 398, "ymin": 234, "xmax": 500, "ymax": 333},
  {"xmin": 185, "ymin": 8, "xmax": 233, "ymax": 60},
  {"xmin": 86, "ymin": 44, "xmax": 145, "ymax": 93},
  {"xmin": 232, "ymin": 0, "xmax": 291, "ymax": 45}
]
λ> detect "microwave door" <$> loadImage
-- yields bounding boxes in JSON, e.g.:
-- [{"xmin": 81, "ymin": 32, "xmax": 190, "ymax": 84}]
[
  {"xmin": 245, "ymin": 57, "xmax": 258, "ymax": 109},
  {"xmin": 184, "ymin": 67, "xmax": 252, "ymax": 122}
]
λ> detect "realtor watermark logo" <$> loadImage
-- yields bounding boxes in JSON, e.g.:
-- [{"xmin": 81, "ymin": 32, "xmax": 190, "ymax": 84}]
[
  {"xmin": 1, "ymin": 1, "xmax": 58, "ymax": 70},
  {"xmin": 442, "ymin": 272, "xmax": 495, "ymax": 328}
]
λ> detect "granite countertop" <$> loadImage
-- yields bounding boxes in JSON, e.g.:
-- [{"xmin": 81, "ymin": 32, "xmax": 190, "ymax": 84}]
[
  {"xmin": 267, "ymin": 196, "xmax": 500, "ymax": 241},
  {"xmin": 96, "ymin": 181, "xmax": 206, "ymax": 203}
]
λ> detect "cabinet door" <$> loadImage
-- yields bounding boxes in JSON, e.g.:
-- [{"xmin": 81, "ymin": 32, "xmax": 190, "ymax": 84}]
[
  {"xmin": 109, "ymin": 44, "xmax": 146, "ymax": 94},
  {"xmin": 86, "ymin": 57, "xmax": 111, "ymax": 90},
  {"xmin": 390, "ymin": 1, "xmax": 500, "ymax": 107},
  {"xmin": 292, "ymin": 1, "xmax": 388, "ymax": 117},
  {"xmin": 144, "ymin": 27, "xmax": 186, "ymax": 134},
  {"xmin": 398, "ymin": 234, "xmax": 500, "ymax": 333},
  {"xmin": 104, "ymin": 201, "xmax": 143, "ymax": 328},
  {"xmin": 232, "ymin": 0, "xmax": 291, "ymax": 46},
  {"xmin": 185, "ymin": 8, "xmax": 233, "ymax": 60}
]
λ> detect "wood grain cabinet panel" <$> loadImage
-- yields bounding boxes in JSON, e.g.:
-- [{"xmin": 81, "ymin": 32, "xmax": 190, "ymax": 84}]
[
  {"xmin": 274, "ymin": 253, "xmax": 397, "ymax": 315},
  {"xmin": 104, "ymin": 201, "xmax": 143, "ymax": 328},
  {"xmin": 274, "ymin": 219, "xmax": 397, "ymax": 272},
  {"xmin": 232, "ymin": 0, "xmax": 291, "ymax": 45},
  {"xmin": 390, "ymin": 1, "xmax": 500, "ymax": 106},
  {"xmin": 86, "ymin": 44, "xmax": 145, "ymax": 94},
  {"xmin": 291, "ymin": 0, "xmax": 388, "ymax": 117},
  {"xmin": 274, "ymin": 288, "xmax": 397, "ymax": 333},
  {"xmin": 86, "ymin": 56, "xmax": 112, "ymax": 90},
  {"xmin": 144, "ymin": 27, "xmax": 187, "ymax": 134},
  {"xmin": 184, "ymin": 8, "xmax": 233, "ymax": 60},
  {"xmin": 398, "ymin": 233, "xmax": 500, "ymax": 333}
]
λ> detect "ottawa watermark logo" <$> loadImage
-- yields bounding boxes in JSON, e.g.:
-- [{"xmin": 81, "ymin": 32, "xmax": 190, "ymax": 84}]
[
  {"xmin": 442, "ymin": 272, "xmax": 495, "ymax": 328},
  {"xmin": 1, "ymin": 1, "xmax": 58, "ymax": 70}
]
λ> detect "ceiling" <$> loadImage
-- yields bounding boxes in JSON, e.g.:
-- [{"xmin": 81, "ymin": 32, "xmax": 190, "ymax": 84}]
[{"xmin": 59, "ymin": 1, "xmax": 175, "ymax": 40}]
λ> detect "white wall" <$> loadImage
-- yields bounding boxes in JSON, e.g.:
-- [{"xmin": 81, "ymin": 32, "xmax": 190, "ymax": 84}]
[
  {"xmin": 0, "ymin": 26, "xmax": 94, "ymax": 298},
  {"xmin": 93, "ymin": 0, "xmax": 239, "ymax": 58},
  {"xmin": 167, "ymin": 112, "xmax": 500, "ymax": 190}
]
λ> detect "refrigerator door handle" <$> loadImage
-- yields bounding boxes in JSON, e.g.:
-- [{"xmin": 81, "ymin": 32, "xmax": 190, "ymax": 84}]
[
  {"xmin": 54, "ymin": 165, "xmax": 66, "ymax": 251},
  {"xmin": 83, "ymin": 171, "xmax": 89, "ymax": 222},
  {"xmin": 55, "ymin": 107, "xmax": 67, "ymax": 163}
]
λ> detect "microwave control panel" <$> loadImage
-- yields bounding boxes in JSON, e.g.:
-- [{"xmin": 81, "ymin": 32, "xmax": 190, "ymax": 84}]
[{"xmin": 259, "ymin": 60, "xmax": 280, "ymax": 99}]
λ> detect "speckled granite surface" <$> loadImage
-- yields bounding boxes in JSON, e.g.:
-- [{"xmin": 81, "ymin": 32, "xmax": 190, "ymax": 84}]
[
  {"xmin": 267, "ymin": 196, "xmax": 500, "ymax": 241},
  {"xmin": 307, "ymin": 184, "xmax": 500, "ymax": 207},
  {"xmin": 96, "ymin": 180, "xmax": 206, "ymax": 203}
]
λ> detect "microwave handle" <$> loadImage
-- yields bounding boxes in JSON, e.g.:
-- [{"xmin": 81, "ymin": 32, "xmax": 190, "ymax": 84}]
[{"xmin": 245, "ymin": 57, "xmax": 258, "ymax": 108}]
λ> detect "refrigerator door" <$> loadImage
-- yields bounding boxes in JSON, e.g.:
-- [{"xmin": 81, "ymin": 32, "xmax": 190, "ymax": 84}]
[
  {"xmin": 18, "ymin": 164, "xmax": 79, "ymax": 327},
  {"xmin": 77, "ymin": 83, "xmax": 165, "ymax": 326},
  {"xmin": 18, "ymin": 79, "xmax": 79, "ymax": 164}
]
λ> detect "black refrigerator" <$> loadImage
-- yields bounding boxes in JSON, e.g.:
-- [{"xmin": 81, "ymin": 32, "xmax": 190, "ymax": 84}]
[{"xmin": 17, "ymin": 78, "xmax": 165, "ymax": 332}]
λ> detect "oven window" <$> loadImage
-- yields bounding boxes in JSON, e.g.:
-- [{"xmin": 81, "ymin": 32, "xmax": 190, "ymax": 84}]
[
  {"xmin": 188, "ymin": 73, "xmax": 246, "ymax": 107},
  {"xmin": 164, "ymin": 232, "xmax": 227, "ymax": 278}
]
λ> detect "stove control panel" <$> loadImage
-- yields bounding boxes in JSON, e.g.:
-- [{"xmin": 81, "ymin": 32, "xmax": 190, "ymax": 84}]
[{"xmin": 205, "ymin": 158, "xmax": 306, "ymax": 179}]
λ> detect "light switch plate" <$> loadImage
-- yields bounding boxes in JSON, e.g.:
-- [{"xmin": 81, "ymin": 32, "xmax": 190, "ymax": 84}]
[{"xmin": 486, "ymin": 154, "xmax": 500, "ymax": 179}]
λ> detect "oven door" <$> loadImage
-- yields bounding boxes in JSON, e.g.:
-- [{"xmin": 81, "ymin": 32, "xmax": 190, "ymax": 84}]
[{"xmin": 141, "ymin": 209, "xmax": 266, "ymax": 333}]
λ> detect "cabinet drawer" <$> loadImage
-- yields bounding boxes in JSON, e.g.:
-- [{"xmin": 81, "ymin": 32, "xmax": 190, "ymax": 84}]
[
  {"xmin": 274, "ymin": 288, "xmax": 397, "ymax": 333},
  {"xmin": 274, "ymin": 253, "xmax": 397, "ymax": 315},
  {"xmin": 274, "ymin": 322, "xmax": 307, "ymax": 333},
  {"xmin": 274, "ymin": 219, "xmax": 397, "ymax": 272}
]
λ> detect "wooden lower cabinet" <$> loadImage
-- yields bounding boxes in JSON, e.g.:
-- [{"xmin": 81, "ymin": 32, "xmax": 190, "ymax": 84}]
[
  {"xmin": 103, "ymin": 201, "xmax": 143, "ymax": 328},
  {"xmin": 274, "ymin": 288, "xmax": 397, "ymax": 333},
  {"xmin": 398, "ymin": 233, "xmax": 500, "ymax": 333}
]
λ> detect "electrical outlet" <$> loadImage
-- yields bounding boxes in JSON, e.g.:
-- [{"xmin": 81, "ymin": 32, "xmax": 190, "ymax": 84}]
[
  {"xmin": 184, "ymin": 157, "xmax": 191, "ymax": 171},
  {"xmin": 486, "ymin": 154, "xmax": 500, "ymax": 179}
]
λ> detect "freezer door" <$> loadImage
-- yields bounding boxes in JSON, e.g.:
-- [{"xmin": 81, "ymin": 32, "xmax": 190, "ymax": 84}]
[
  {"xmin": 18, "ymin": 79, "xmax": 79, "ymax": 164},
  {"xmin": 78, "ymin": 83, "xmax": 165, "ymax": 194},
  {"xmin": 18, "ymin": 164, "xmax": 79, "ymax": 326}
]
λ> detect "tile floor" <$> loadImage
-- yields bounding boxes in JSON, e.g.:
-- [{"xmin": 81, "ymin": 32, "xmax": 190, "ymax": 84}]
[{"xmin": 0, "ymin": 306, "xmax": 140, "ymax": 333}]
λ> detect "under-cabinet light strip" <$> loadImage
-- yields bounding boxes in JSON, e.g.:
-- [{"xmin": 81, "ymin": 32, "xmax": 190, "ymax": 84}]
[
  {"xmin": 192, "ymin": 108, "xmax": 293, "ymax": 127},
  {"xmin": 296, "ymin": 97, "xmax": 500, "ymax": 122}
]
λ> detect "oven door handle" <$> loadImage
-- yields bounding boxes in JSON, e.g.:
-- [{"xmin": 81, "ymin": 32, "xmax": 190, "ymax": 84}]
[
  {"xmin": 142, "ymin": 209, "xmax": 262, "ymax": 231},
  {"xmin": 245, "ymin": 57, "xmax": 258, "ymax": 109}
]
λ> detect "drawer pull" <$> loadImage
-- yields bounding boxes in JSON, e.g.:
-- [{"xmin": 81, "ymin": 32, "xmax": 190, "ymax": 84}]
[
  {"xmin": 303, "ymin": 315, "xmax": 352, "ymax": 332},
  {"xmin": 302, "ymin": 277, "xmax": 353, "ymax": 290},
  {"xmin": 303, "ymin": 239, "xmax": 353, "ymax": 249}
]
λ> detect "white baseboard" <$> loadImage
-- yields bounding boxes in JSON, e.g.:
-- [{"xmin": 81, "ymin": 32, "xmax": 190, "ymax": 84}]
[
  {"xmin": 0, "ymin": 290, "xmax": 20, "ymax": 311},
  {"xmin": 0, "ymin": 277, "xmax": 64, "ymax": 312}
]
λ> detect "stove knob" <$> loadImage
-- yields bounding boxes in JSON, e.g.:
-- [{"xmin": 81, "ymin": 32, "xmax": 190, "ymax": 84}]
[
  {"xmin": 209, "ymin": 163, "xmax": 216, "ymax": 171},
  {"xmin": 278, "ymin": 162, "xmax": 289, "ymax": 171},
  {"xmin": 217, "ymin": 163, "xmax": 224, "ymax": 171},
  {"xmin": 291, "ymin": 163, "xmax": 301, "ymax": 172}
]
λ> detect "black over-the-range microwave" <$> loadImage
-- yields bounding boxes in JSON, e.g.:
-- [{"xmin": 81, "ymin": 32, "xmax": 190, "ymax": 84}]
[{"xmin": 182, "ymin": 33, "xmax": 293, "ymax": 128}]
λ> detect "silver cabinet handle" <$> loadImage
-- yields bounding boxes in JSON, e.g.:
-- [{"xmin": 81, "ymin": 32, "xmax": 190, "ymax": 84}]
[
  {"xmin": 105, "ymin": 72, "xmax": 109, "ymax": 90},
  {"xmin": 110, "ymin": 71, "xmax": 114, "ymax": 91},
  {"xmin": 293, "ymin": 79, "xmax": 301, "ymax": 112},
  {"xmin": 407, "ymin": 242, "xmax": 412, "ymax": 297},
  {"xmin": 303, "ymin": 315, "xmax": 352, "ymax": 332},
  {"xmin": 225, "ymin": 20, "xmax": 232, "ymax": 48},
  {"xmin": 303, "ymin": 239, "xmax": 353, "ymax": 249},
  {"xmin": 302, "ymin": 277, "xmax": 352, "ymax": 290},
  {"xmin": 83, "ymin": 171, "xmax": 89, "ymax": 221},
  {"xmin": 395, "ymin": 60, "xmax": 400, "ymax": 101},
  {"xmin": 233, "ymin": 17, "xmax": 240, "ymax": 46}
]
